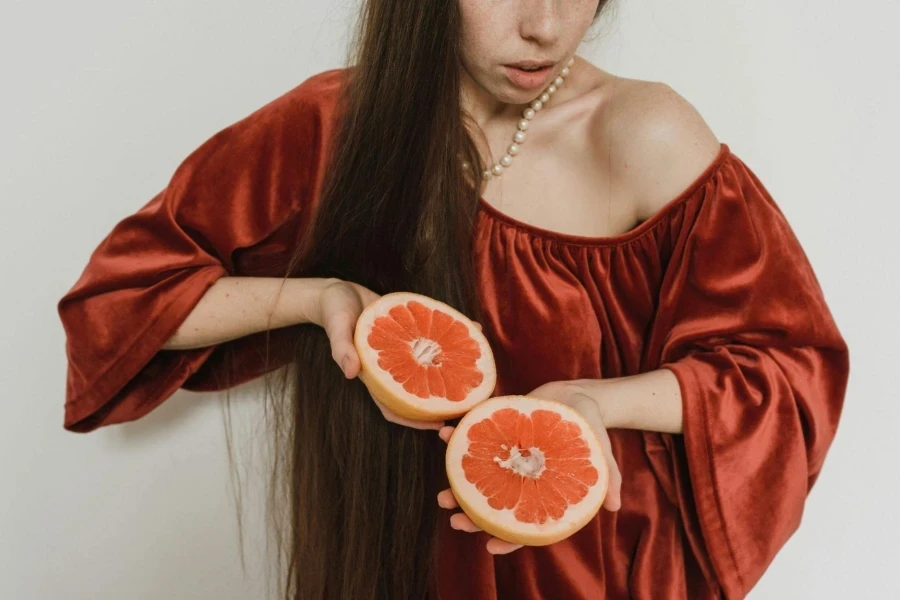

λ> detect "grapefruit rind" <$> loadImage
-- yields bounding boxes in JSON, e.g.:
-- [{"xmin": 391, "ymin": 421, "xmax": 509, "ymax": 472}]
[
  {"xmin": 354, "ymin": 292, "xmax": 497, "ymax": 421},
  {"xmin": 445, "ymin": 395, "xmax": 609, "ymax": 546}
]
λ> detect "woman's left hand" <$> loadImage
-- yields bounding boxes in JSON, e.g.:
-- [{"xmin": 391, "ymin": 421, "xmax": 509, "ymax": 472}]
[{"xmin": 436, "ymin": 380, "xmax": 623, "ymax": 555}]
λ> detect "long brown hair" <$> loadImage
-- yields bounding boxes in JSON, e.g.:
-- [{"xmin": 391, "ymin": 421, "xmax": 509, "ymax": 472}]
[{"xmin": 247, "ymin": 1, "xmax": 612, "ymax": 598}]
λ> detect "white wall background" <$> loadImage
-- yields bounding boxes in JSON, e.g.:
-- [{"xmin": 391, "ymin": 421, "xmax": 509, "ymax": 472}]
[{"xmin": 2, "ymin": 0, "xmax": 897, "ymax": 598}]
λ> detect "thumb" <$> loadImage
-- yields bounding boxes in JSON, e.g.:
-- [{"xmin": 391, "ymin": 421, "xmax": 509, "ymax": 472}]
[
  {"xmin": 333, "ymin": 344, "xmax": 359, "ymax": 378},
  {"xmin": 322, "ymin": 310, "xmax": 360, "ymax": 378},
  {"xmin": 601, "ymin": 449, "xmax": 622, "ymax": 512}
]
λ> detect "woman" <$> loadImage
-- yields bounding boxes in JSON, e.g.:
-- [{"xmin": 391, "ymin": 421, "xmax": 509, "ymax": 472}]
[{"xmin": 57, "ymin": 0, "xmax": 849, "ymax": 598}]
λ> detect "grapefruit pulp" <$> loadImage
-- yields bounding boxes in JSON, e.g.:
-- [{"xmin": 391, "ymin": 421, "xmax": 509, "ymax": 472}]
[
  {"xmin": 445, "ymin": 396, "xmax": 608, "ymax": 546},
  {"xmin": 354, "ymin": 292, "xmax": 496, "ymax": 421}
]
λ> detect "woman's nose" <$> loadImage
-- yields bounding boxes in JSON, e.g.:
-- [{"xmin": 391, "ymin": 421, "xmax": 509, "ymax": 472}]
[{"xmin": 518, "ymin": 0, "xmax": 563, "ymax": 46}]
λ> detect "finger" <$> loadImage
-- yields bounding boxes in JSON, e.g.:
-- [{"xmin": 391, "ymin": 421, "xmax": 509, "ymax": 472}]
[
  {"xmin": 324, "ymin": 314, "xmax": 359, "ymax": 378},
  {"xmin": 568, "ymin": 392, "xmax": 622, "ymax": 511},
  {"xmin": 449, "ymin": 512, "xmax": 481, "ymax": 533},
  {"xmin": 595, "ymin": 427, "xmax": 622, "ymax": 512},
  {"xmin": 372, "ymin": 395, "xmax": 444, "ymax": 430},
  {"xmin": 438, "ymin": 425, "xmax": 456, "ymax": 443},
  {"xmin": 486, "ymin": 538, "xmax": 524, "ymax": 555},
  {"xmin": 437, "ymin": 489, "xmax": 459, "ymax": 510}
]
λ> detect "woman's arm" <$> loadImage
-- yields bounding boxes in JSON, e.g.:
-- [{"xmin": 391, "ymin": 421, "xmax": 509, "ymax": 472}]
[
  {"xmin": 161, "ymin": 276, "xmax": 332, "ymax": 350},
  {"xmin": 565, "ymin": 371, "xmax": 684, "ymax": 434}
]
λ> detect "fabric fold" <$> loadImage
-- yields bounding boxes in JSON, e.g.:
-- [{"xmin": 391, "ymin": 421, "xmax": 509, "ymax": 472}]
[{"xmin": 57, "ymin": 68, "xmax": 345, "ymax": 431}]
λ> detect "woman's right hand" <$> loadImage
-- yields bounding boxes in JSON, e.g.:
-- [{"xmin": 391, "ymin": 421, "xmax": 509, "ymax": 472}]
[{"xmin": 314, "ymin": 278, "xmax": 445, "ymax": 431}]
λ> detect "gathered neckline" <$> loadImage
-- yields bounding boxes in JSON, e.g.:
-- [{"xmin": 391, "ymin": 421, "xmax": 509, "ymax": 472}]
[{"xmin": 477, "ymin": 142, "xmax": 732, "ymax": 248}]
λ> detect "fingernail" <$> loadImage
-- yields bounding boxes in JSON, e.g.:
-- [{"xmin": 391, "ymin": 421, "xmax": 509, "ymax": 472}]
[{"xmin": 341, "ymin": 357, "xmax": 350, "ymax": 376}]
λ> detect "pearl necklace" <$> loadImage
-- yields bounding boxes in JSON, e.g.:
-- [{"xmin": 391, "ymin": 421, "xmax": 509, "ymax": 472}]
[{"xmin": 463, "ymin": 57, "xmax": 575, "ymax": 181}]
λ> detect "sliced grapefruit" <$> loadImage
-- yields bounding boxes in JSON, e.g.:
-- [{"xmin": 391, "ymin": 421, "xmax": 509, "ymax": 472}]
[
  {"xmin": 353, "ymin": 292, "xmax": 496, "ymax": 421},
  {"xmin": 445, "ymin": 396, "xmax": 608, "ymax": 546}
]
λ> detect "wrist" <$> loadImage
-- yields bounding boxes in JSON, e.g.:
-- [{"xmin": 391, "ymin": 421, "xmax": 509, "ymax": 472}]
[
  {"xmin": 283, "ymin": 277, "xmax": 337, "ymax": 327},
  {"xmin": 574, "ymin": 371, "xmax": 684, "ymax": 434},
  {"xmin": 572, "ymin": 379, "xmax": 627, "ymax": 430}
]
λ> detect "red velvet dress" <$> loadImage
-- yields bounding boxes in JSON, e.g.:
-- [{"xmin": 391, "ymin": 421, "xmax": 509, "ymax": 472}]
[{"xmin": 58, "ymin": 68, "xmax": 850, "ymax": 599}]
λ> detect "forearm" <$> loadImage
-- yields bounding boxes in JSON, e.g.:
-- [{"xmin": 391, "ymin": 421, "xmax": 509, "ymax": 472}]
[
  {"xmin": 161, "ymin": 276, "xmax": 332, "ymax": 350},
  {"xmin": 575, "ymin": 369, "xmax": 684, "ymax": 434}
]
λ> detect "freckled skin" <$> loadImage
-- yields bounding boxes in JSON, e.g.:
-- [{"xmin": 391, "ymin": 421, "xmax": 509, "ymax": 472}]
[{"xmin": 457, "ymin": 0, "xmax": 601, "ymax": 118}]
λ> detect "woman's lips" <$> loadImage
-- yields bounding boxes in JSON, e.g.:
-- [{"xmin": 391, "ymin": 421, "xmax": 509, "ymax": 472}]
[{"xmin": 504, "ymin": 65, "xmax": 555, "ymax": 90}]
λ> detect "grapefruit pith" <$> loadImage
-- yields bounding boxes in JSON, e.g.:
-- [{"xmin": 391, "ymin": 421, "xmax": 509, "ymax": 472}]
[
  {"xmin": 445, "ymin": 396, "xmax": 608, "ymax": 546},
  {"xmin": 353, "ymin": 292, "xmax": 496, "ymax": 421}
]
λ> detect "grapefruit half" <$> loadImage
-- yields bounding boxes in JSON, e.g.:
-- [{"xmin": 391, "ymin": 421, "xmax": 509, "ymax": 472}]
[
  {"xmin": 445, "ymin": 396, "xmax": 608, "ymax": 546},
  {"xmin": 354, "ymin": 292, "xmax": 496, "ymax": 421}
]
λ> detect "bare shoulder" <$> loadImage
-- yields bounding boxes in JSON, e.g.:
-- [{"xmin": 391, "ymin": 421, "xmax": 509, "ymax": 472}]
[{"xmin": 589, "ymin": 75, "xmax": 722, "ymax": 219}]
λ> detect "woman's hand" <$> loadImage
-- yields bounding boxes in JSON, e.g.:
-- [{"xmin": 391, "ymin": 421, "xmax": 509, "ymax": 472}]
[
  {"xmin": 526, "ymin": 380, "xmax": 622, "ymax": 511},
  {"xmin": 436, "ymin": 379, "xmax": 622, "ymax": 554},
  {"xmin": 314, "ymin": 278, "xmax": 444, "ymax": 430}
]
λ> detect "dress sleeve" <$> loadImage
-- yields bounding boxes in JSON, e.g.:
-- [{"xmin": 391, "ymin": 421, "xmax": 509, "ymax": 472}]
[
  {"xmin": 57, "ymin": 69, "xmax": 343, "ymax": 433},
  {"xmin": 646, "ymin": 152, "xmax": 850, "ymax": 597}
]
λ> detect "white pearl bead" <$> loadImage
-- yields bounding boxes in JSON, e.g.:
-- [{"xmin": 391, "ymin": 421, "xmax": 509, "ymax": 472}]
[
  {"xmin": 472, "ymin": 61, "xmax": 574, "ymax": 183},
  {"xmin": 462, "ymin": 161, "xmax": 470, "ymax": 170}
]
